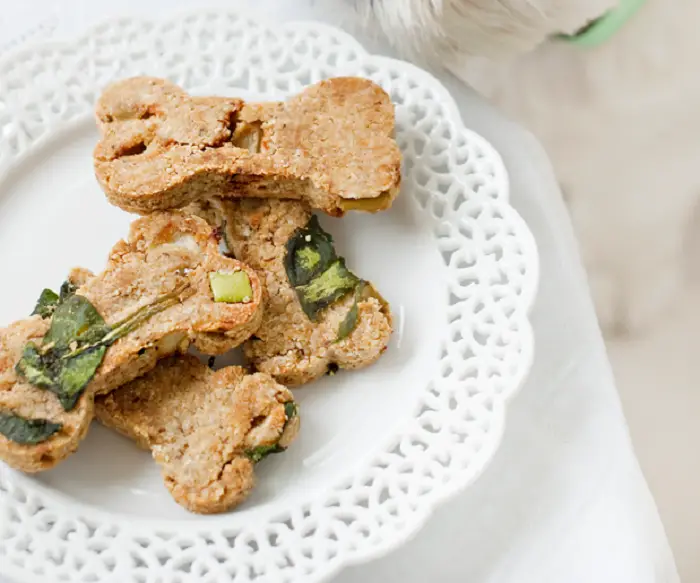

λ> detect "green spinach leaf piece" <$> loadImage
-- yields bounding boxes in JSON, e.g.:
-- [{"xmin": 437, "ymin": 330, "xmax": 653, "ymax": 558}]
[
  {"xmin": 295, "ymin": 259, "xmax": 361, "ymax": 321},
  {"xmin": 0, "ymin": 411, "xmax": 61, "ymax": 445},
  {"xmin": 44, "ymin": 295, "xmax": 111, "ymax": 348},
  {"xmin": 336, "ymin": 283, "xmax": 366, "ymax": 342},
  {"xmin": 245, "ymin": 400, "xmax": 298, "ymax": 463},
  {"xmin": 16, "ymin": 288, "xmax": 185, "ymax": 411},
  {"xmin": 284, "ymin": 216, "xmax": 337, "ymax": 287},
  {"xmin": 284, "ymin": 401, "xmax": 297, "ymax": 420},
  {"xmin": 31, "ymin": 278, "xmax": 81, "ymax": 320},
  {"xmin": 59, "ymin": 280, "xmax": 79, "ymax": 302},
  {"xmin": 31, "ymin": 289, "xmax": 60, "ymax": 319},
  {"xmin": 285, "ymin": 216, "xmax": 364, "ymax": 321},
  {"xmin": 17, "ymin": 295, "xmax": 111, "ymax": 410},
  {"xmin": 245, "ymin": 443, "xmax": 285, "ymax": 463}
]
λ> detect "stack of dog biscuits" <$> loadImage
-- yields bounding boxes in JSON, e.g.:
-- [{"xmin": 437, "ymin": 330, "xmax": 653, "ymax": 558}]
[{"xmin": 0, "ymin": 76, "xmax": 400, "ymax": 514}]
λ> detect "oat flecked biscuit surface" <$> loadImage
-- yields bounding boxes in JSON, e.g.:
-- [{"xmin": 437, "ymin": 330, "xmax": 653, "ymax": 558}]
[
  {"xmin": 0, "ymin": 212, "xmax": 263, "ymax": 472},
  {"xmin": 189, "ymin": 198, "xmax": 393, "ymax": 386},
  {"xmin": 95, "ymin": 355, "xmax": 299, "ymax": 514},
  {"xmin": 94, "ymin": 76, "xmax": 401, "ymax": 216}
]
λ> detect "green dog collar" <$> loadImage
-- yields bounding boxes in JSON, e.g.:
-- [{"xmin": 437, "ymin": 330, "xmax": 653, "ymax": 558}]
[{"xmin": 557, "ymin": 0, "xmax": 647, "ymax": 47}]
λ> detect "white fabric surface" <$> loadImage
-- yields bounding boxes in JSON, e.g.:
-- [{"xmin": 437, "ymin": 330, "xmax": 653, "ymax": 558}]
[{"xmin": 0, "ymin": 1, "xmax": 679, "ymax": 581}]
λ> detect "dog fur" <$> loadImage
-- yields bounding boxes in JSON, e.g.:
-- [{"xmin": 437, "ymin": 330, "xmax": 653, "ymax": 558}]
[{"xmin": 362, "ymin": 0, "xmax": 699, "ymax": 335}]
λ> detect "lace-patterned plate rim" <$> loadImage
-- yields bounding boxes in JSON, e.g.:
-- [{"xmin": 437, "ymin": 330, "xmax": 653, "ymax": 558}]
[{"xmin": 0, "ymin": 11, "xmax": 539, "ymax": 583}]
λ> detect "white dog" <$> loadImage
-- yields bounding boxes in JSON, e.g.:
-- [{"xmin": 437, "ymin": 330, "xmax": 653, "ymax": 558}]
[{"xmin": 360, "ymin": 0, "xmax": 700, "ymax": 336}]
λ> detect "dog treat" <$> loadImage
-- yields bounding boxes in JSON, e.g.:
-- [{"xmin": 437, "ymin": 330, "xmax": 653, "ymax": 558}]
[
  {"xmin": 93, "ymin": 76, "xmax": 401, "ymax": 217},
  {"xmin": 95, "ymin": 355, "xmax": 299, "ymax": 514},
  {"xmin": 189, "ymin": 198, "xmax": 393, "ymax": 386},
  {"xmin": 0, "ymin": 212, "xmax": 263, "ymax": 472}
]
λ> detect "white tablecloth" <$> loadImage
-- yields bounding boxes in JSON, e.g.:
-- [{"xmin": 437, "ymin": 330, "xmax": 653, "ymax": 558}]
[{"xmin": 0, "ymin": 1, "xmax": 680, "ymax": 582}]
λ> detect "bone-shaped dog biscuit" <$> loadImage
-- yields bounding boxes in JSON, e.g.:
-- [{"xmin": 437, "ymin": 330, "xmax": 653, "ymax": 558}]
[
  {"xmin": 94, "ymin": 76, "xmax": 401, "ymax": 216},
  {"xmin": 0, "ymin": 212, "xmax": 262, "ymax": 472},
  {"xmin": 189, "ymin": 198, "xmax": 393, "ymax": 386},
  {"xmin": 95, "ymin": 355, "xmax": 298, "ymax": 514}
]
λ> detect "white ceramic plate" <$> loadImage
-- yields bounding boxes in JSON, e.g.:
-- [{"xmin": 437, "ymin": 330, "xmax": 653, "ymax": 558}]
[{"xmin": 0, "ymin": 12, "xmax": 538, "ymax": 583}]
